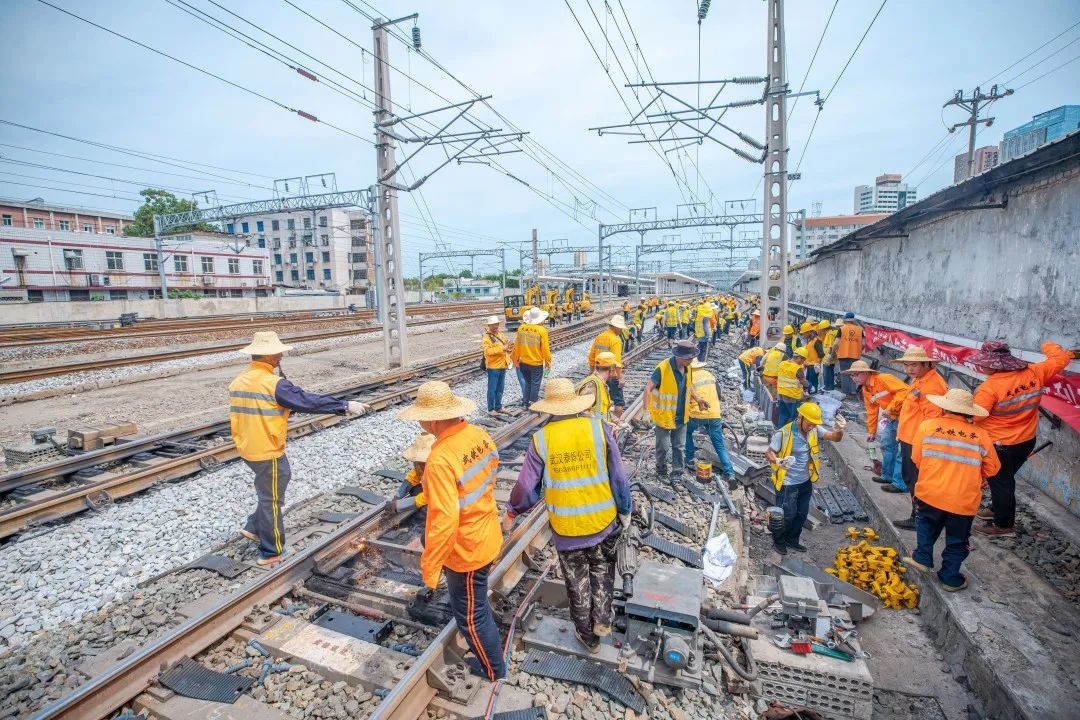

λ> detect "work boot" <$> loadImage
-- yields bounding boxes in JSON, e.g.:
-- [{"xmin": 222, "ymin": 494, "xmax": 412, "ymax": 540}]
[
  {"xmin": 939, "ymin": 574, "xmax": 968, "ymax": 592},
  {"xmin": 881, "ymin": 485, "xmax": 906, "ymax": 494},
  {"xmin": 574, "ymin": 630, "xmax": 601, "ymax": 654},
  {"xmin": 256, "ymin": 552, "xmax": 287, "ymax": 566},
  {"xmin": 973, "ymin": 523, "xmax": 1015, "ymax": 538},
  {"xmin": 773, "ymin": 541, "xmax": 788, "ymax": 555},
  {"xmin": 240, "ymin": 529, "xmax": 258, "ymax": 542},
  {"xmin": 656, "ymin": 466, "xmax": 669, "ymax": 480},
  {"xmin": 893, "ymin": 517, "xmax": 916, "ymax": 530},
  {"xmin": 975, "ymin": 508, "xmax": 995, "ymax": 521},
  {"xmin": 787, "ymin": 542, "xmax": 808, "ymax": 553},
  {"xmin": 668, "ymin": 469, "xmax": 685, "ymax": 484},
  {"xmin": 593, "ymin": 623, "xmax": 612, "ymax": 637},
  {"xmin": 871, "ymin": 476, "xmax": 890, "ymax": 484}
]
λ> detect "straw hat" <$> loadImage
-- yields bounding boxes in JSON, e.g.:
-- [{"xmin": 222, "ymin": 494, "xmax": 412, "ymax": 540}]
[
  {"xmin": 397, "ymin": 381, "xmax": 477, "ymax": 421},
  {"xmin": 751, "ymin": 309, "xmax": 761, "ymax": 316},
  {"xmin": 240, "ymin": 331, "xmax": 292, "ymax": 355},
  {"xmin": 840, "ymin": 359, "xmax": 878, "ymax": 374},
  {"xmin": 797, "ymin": 403, "xmax": 823, "ymax": 425},
  {"xmin": 530, "ymin": 377, "xmax": 595, "ymax": 416},
  {"xmin": 832, "ymin": 318, "xmax": 844, "ymax": 328},
  {"xmin": 773, "ymin": 342, "xmax": 786, "ymax": 351},
  {"xmin": 896, "ymin": 346, "xmax": 939, "ymax": 364},
  {"xmin": 927, "ymin": 388, "xmax": 989, "ymax": 417},
  {"xmin": 484, "ymin": 315, "xmax": 501, "ymax": 327},
  {"xmin": 607, "ymin": 314, "xmax": 628, "ymax": 330},
  {"xmin": 522, "ymin": 306, "xmax": 548, "ymax": 325},
  {"xmin": 595, "ymin": 351, "xmax": 622, "ymax": 368},
  {"xmin": 402, "ymin": 432, "xmax": 435, "ymax": 463},
  {"xmin": 970, "ymin": 340, "xmax": 1028, "ymax": 371}
]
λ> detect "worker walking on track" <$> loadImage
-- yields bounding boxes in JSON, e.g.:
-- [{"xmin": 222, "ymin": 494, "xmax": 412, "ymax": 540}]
[
  {"xmin": 622, "ymin": 299, "xmax": 631, "ymax": 323},
  {"xmin": 588, "ymin": 315, "xmax": 628, "ymax": 418},
  {"xmin": 970, "ymin": 340, "xmax": 1074, "ymax": 537},
  {"xmin": 645, "ymin": 341, "xmax": 708, "ymax": 482},
  {"xmin": 397, "ymin": 381, "xmax": 506, "ymax": 680},
  {"xmin": 693, "ymin": 299, "xmax": 712, "ymax": 362},
  {"xmin": 504, "ymin": 378, "xmax": 631, "ymax": 653},
  {"xmin": 776, "ymin": 347, "xmax": 810, "ymax": 428},
  {"xmin": 766, "ymin": 403, "xmax": 846, "ymax": 555},
  {"xmin": 842, "ymin": 360, "xmax": 910, "ymax": 492},
  {"xmin": 903, "ymin": 389, "xmax": 999, "ymax": 591},
  {"xmin": 893, "ymin": 346, "xmax": 948, "ymax": 530},
  {"xmin": 481, "ymin": 316, "xmax": 510, "ymax": 416},
  {"xmin": 230, "ymin": 332, "xmax": 370, "ymax": 565},
  {"xmin": 511, "ymin": 307, "xmax": 552, "ymax": 406},
  {"xmin": 679, "ymin": 301, "xmax": 692, "ymax": 340},
  {"xmin": 664, "ymin": 301, "xmax": 679, "ymax": 345},
  {"xmin": 685, "ymin": 359, "xmax": 736, "ymax": 480},
  {"xmin": 835, "ymin": 312, "xmax": 864, "ymax": 395},
  {"xmin": 577, "ymin": 351, "xmax": 619, "ymax": 422}
]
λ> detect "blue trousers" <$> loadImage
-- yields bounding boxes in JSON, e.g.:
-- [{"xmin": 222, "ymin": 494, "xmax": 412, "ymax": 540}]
[
  {"xmin": 740, "ymin": 361, "xmax": 752, "ymax": 389},
  {"xmin": 806, "ymin": 366, "xmax": 819, "ymax": 394},
  {"xmin": 913, "ymin": 500, "xmax": 973, "ymax": 588},
  {"xmin": 685, "ymin": 418, "xmax": 735, "ymax": 475},
  {"xmin": 665, "ymin": 327, "xmax": 676, "ymax": 340},
  {"xmin": 243, "ymin": 455, "xmax": 291, "ymax": 558},
  {"xmin": 878, "ymin": 417, "xmax": 905, "ymax": 489},
  {"xmin": 775, "ymin": 480, "xmax": 813, "ymax": 546},
  {"xmin": 514, "ymin": 366, "xmax": 528, "ymax": 405},
  {"xmin": 444, "ymin": 564, "xmax": 507, "ymax": 680},
  {"xmin": 696, "ymin": 337, "xmax": 709, "ymax": 361},
  {"xmin": 777, "ymin": 397, "xmax": 801, "ymax": 428},
  {"xmin": 519, "ymin": 363, "xmax": 544, "ymax": 405},
  {"xmin": 486, "ymin": 368, "xmax": 505, "ymax": 411},
  {"xmin": 822, "ymin": 364, "xmax": 836, "ymax": 391}
]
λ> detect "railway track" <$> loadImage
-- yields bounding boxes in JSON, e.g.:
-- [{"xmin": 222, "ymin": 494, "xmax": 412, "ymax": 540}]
[
  {"xmin": 32, "ymin": 335, "xmax": 677, "ymax": 720},
  {"xmin": 0, "ymin": 315, "xmax": 613, "ymax": 539}
]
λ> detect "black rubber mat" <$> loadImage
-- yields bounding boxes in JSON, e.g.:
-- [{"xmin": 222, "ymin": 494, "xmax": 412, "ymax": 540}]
[
  {"xmin": 318, "ymin": 512, "xmax": 360, "ymax": 523},
  {"xmin": 472, "ymin": 708, "xmax": 547, "ymax": 720},
  {"xmin": 643, "ymin": 534, "xmax": 703, "ymax": 568},
  {"xmin": 681, "ymin": 478, "xmax": 721, "ymax": 504},
  {"xmin": 159, "ymin": 657, "xmax": 253, "ymax": 703},
  {"xmin": 520, "ymin": 651, "xmax": 645, "ymax": 713},
  {"xmin": 311, "ymin": 607, "xmax": 391, "ymax": 643},
  {"xmin": 640, "ymin": 482, "xmax": 678, "ymax": 504},
  {"xmin": 181, "ymin": 553, "xmax": 246, "ymax": 579},
  {"xmin": 374, "ymin": 468, "xmax": 407, "ymax": 482},
  {"xmin": 655, "ymin": 511, "xmax": 697, "ymax": 540},
  {"xmin": 337, "ymin": 486, "xmax": 387, "ymax": 504}
]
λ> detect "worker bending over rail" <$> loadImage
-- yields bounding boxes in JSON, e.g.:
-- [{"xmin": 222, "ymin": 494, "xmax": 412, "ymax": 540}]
[
  {"xmin": 684, "ymin": 359, "xmax": 736, "ymax": 480},
  {"xmin": 397, "ymin": 381, "xmax": 506, "ymax": 680},
  {"xmin": 229, "ymin": 332, "xmax": 370, "ymax": 566},
  {"xmin": 504, "ymin": 378, "xmax": 631, "ymax": 653},
  {"xmin": 576, "ymin": 351, "xmax": 620, "ymax": 422},
  {"xmin": 393, "ymin": 432, "xmax": 435, "ymax": 518}
]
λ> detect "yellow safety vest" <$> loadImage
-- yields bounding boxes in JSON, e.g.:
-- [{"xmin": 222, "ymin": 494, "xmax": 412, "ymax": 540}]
[
  {"xmin": 777, "ymin": 360, "xmax": 804, "ymax": 399},
  {"xmin": 649, "ymin": 358, "xmax": 692, "ymax": 429},
  {"xmin": 575, "ymin": 374, "xmax": 612, "ymax": 420},
  {"xmin": 533, "ymin": 416, "xmax": 616, "ymax": 537},
  {"xmin": 665, "ymin": 306, "xmax": 678, "ymax": 324},
  {"xmin": 822, "ymin": 330, "xmax": 838, "ymax": 365},
  {"xmin": 689, "ymin": 369, "xmax": 722, "ymax": 420},
  {"xmin": 803, "ymin": 338, "xmax": 821, "ymax": 363},
  {"xmin": 633, "ymin": 308, "xmax": 644, "ymax": 326},
  {"xmin": 770, "ymin": 423, "xmax": 820, "ymax": 491},
  {"xmin": 680, "ymin": 307, "xmax": 691, "ymax": 324},
  {"xmin": 229, "ymin": 361, "xmax": 289, "ymax": 461},
  {"xmin": 694, "ymin": 310, "xmax": 711, "ymax": 338},
  {"xmin": 762, "ymin": 348, "xmax": 784, "ymax": 378}
]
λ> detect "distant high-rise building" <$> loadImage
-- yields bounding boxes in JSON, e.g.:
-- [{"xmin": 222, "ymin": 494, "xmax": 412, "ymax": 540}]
[
  {"xmin": 853, "ymin": 174, "xmax": 917, "ymax": 214},
  {"xmin": 792, "ymin": 213, "xmax": 889, "ymax": 260},
  {"xmin": 999, "ymin": 105, "xmax": 1080, "ymax": 163},
  {"xmin": 953, "ymin": 145, "xmax": 1000, "ymax": 184}
]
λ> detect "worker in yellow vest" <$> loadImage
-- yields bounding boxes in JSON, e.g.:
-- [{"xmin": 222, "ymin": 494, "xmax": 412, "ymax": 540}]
[
  {"xmin": 782, "ymin": 324, "xmax": 799, "ymax": 358},
  {"xmin": 664, "ymin": 301, "xmax": 679, "ymax": 345},
  {"xmin": 588, "ymin": 315, "xmax": 627, "ymax": 417},
  {"xmin": 645, "ymin": 341, "xmax": 707, "ymax": 481},
  {"xmin": 800, "ymin": 321, "xmax": 823, "ymax": 394},
  {"xmin": 761, "ymin": 341, "xmax": 786, "ymax": 391},
  {"xmin": 511, "ymin": 307, "xmax": 552, "ymax": 406},
  {"xmin": 504, "ymin": 378, "xmax": 631, "ymax": 652},
  {"xmin": 576, "ymin": 351, "xmax": 619, "ymax": 422},
  {"xmin": 622, "ymin": 299, "xmax": 631, "ymax": 323},
  {"xmin": 738, "ymin": 346, "xmax": 765, "ymax": 390},
  {"xmin": 678, "ymin": 302, "xmax": 692, "ymax": 340},
  {"xmin": 230, "ymin": 332, "xmax": 370, "ymax": 565},
  {"xmin": 776, "ymin": 347, "xmax": 810, "ymax": 428},
  {"xmin": 685, "ymin": 359, "xmax": 736, "ymax": 479},
  {"xmin": 818, "ymin": 319, "xmax": 838, "ymax": 391},
  {"xmin": 766, "ymin": 403, "xmax": 846, "ymax": 555},
  {"xmin": 693, "ymin": 300, "xmax": 713, "ymax": 361}
]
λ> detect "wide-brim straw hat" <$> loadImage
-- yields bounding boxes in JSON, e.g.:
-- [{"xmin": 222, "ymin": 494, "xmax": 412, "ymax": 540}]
[
  {"xmin": 896, "ymin": 346, "xmax": 939, "ymax": 364},
  {"xmin": 773, "ymin": 342, "xmax": 786, "ymax": 351},
  {"xmin": 970, "ymin": 340, "xmax": 1028, "ymax": 371},
  {"xmin": 522, "ymin": 307, "xmax": 548, "ymax": 325},
  {"xmin": 832, "ymin": 318, "xmax": 844, "ymax": 328},
  {"xmin": 840, "ymin": 359, "xmax": 878, "ymax": 374},
  {"xmin": 397, "ymin": 380, "xmax": 477, "ymax": 421},
  {"xmin": 402, "ymin": 432, "xmax": 435, "ymax": 462},
  {"xmin": 927, "ymin": 388, "xmax": 990, "ymax": 417},
  {"xmin": 484, "ymin": 315, "xmax": 501, "ymax": 327},
  {"xmin": 530, "ymin": 377, "xmax": 595, "ymax": 415},
  {"xmin": 607, "ymin": 314, "xmax": 628, "ymax": 330},
  {"xmin": 240, "ymin": 331, "xmax": 292, "ymax": 355},
  {"xmin": 595, "ymin": 351, "xmax": 622, "ymax": 368},
  {"xmin": 752, "ymin": 310, "xmax": 761, "ymax": 316}
]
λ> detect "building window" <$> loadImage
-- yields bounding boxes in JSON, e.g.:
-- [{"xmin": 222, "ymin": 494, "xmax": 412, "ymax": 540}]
[
  {"xmin": 305, "ymin": 252, "xmax": 314, "ymax": 264},
  {"xmin": 318, "ymin": 215, "xmax": 327, "ymax": 227},
  {"xmin": 241, "ymin": 222, "xmax": 249, "ymax": 233},
  {"xmin": 321, "ymin": 251, "xmax": 330, "ymax": 262},
  {"xmin": 64, "ymin": 249, "xmax": 84, "ymax": 270},
  {"xmin": 201, "ymin": 256, "xmax": 214, "ymax": 273},
  {"xmin": 350, "ymin": 219, "xmax": 363, "ymax": 230},
  {"xmin": 256, "ymin": 220, "xmax": 264, "ymax": 232},
  {"xmin": 69, "ymin": 289, "xmax": 91, "ymax": 301},
  {"xmin": 109, "ymin": 289, "xmax": 128, "ymax": 300},
  {"xmin": 289, "ymin": 253, "xmax": 297, "ymax": 264},
  {"xmin": 320, "ymin": 234, "xmax": 329, "ymax": 246},
  {"xmin": 290, "ymin": 269, "xmax": 299, "ymax": 281},
  {"xmin": 33, "ymin": 218, "xmax": 45, "ymax": 229},
  {"xmin": 275, "ymin": 270, "xmax": 284, "ymax": 282},
  {"xmin": 83, "ymin": 222, "xmax": 93, "ymax": 232},
  {"xmin": 303, "ymin": 217, "xmax": 311, "ymax": 229},
  {"xmin": 174, "ymin": 255, "xmax": 189, "ymax": 272},
  {"xmin": 287, "ymin": 218, "xmax": 295, "ymax": 230},
  {"xmin": 105, "ymin": 225, "xmax": 115, "ymax": 235},
  {"xmin": 273, "ymin": 253, "xmax": 282, "ymax": 265},
  {"xmin": 351, "ymin": 235, "xmax": 364, "ymax": 247},
  {"xmin": 143, "ymin": 253, "xmax": 159, "ymax": 271},
  {"xmin": 306, "ymin": 268, "xmax": 315, "ymax": 280},
  {"xmin": 58, "ymin": 220, "xmax": 71, "ymax": 231},
  {"xmin": 351, "ymin": 252, "xmax": 367, "ymax": 263},
  {"xmin": 226, "ymin": 223, "xmax": 235, "ymax": 234},
  {"xmin": 253, "ymin": 260, "xmax": 264, "ymax": 276},
  {"xmin": 271, "ymin": 237, "xmax": 280, "ymax": 249},
  {"xmin": 322, "ymin": 268, "xmax": 331, "ymax": 280},
  {"xmin": 271, "ymin": 219, "xmax": 280, "ymax": 231},
  {"xmin": 1, "ymin": 214, "xmax": 11, "ymax": 226},
  {"xmin": 105, "ymin": 251, "xmax": 124, "ymax": 270},
  {"xmin": 257, "ymin": 237, "xmax": 265, "ymax": 248},
  {"xmin": 302, "ymin": 233, "xmax": 312, "ymax": 245},
  {"xmin": 228, "ymin": 258, "xmax": 240, "ymax": 274}
]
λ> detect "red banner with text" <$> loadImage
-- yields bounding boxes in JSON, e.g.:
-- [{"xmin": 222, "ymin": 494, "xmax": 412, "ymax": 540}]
[{"xmin": 864, "ymin": 323, "xmax": 1080, "ymax": 433}]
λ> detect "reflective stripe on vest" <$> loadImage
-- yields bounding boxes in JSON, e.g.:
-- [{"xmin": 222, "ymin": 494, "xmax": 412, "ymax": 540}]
[
  {"xmin": 777, "ymin": 361, "xmax": 803, "ymax": 399},
  {"xmin": 923, "ymin": 436, "xmax": 988, "ymax": 456},
  {"xmin": 770, "ymin": 423, "xmax": 819, "ymax": 491},
  {"xmin": 649, "ymin": 359, "xmax": 691, "ymax": 429},
  {"xmin": 762, "ymin": 349, "xmax": 783, "ymax": 378},
  {"xmin": 689, "ymin": 372, "xmax": 721, "ymax": 420},
  {"xmin": 991, "ymin": 388, "xmax": 1043, "ymax": 416},
  {"xmin": 534, "ymin": 417, "xmax": 616, "ymax": 536},
  {"xmin": 575, "ymin": 374, "xmax": 611, "ymax": 420},
  {"xmin": 868, "ymin": 389, "xmax": 890, "ymax": 404},
  {"xmin": 458, "ymin": 447, "xmax": 499, "ymax": 508},
  {"xmin": 228, "ymin": 363, "xmax": 288, "ymax": 462}
]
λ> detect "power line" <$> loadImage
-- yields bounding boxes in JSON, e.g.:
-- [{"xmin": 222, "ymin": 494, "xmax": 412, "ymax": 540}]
[
  {"xmin": 980, "ymin": 20, "xmax": 1080, "ymax": 86},
  {"xmin": 787, "ymin": 0, "xmax": 838, "ymax": 121},
  {"xmin": 1000, "ymin": 35, "xmax": 1080, "ymax": 87},
  {"xmin": 0, "ymin": 162, "xmax": 251, "ymax": 202},
  {"xmin": 0, "ymin": 179, "xmax": 145, "ymax": 204},
  {"xmin": 1015, "ymin": 51, "xmax": 1080, "ymax": 90},
  {"xmin": 824, "ymin": 0, "xmax": 887, "ymax": 102}
]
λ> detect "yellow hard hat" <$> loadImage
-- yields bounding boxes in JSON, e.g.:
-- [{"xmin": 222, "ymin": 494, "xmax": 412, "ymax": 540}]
[
  {"xmin": 783, "ymin": 324, "xmax": 794, "ymax": 335},
  {"xmin": 797, "ymin": 402, "xmax": 823, "ymax": 425},
  {"xmin": 817, "ymin": 319, "xmax": 831, "ymax": 330},
  {"xmin": 594, "ymin": 351, "xmax": 622, "ymax": 368},
  {"xmin": 800, "ymin": 322, "xmax": 814, "ymax": 333},
  {"xmin": 793, "ymin": 347, "xmax": 809, "ymax": 359}
]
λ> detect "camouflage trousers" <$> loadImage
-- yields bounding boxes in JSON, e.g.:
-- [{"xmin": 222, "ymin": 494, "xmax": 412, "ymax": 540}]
[{"xmin": 556, "ymin": 532, "xmax": 619, "ymax": 645}]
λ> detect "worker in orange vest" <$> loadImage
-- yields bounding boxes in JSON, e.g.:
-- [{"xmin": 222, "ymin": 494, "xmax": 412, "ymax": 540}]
[
  {"xmin": 902, "ymin": 389, "xmax": 1000, "ymax": 591},
  {"xmin": 397, "ymin": 381, "xmax": 506, "ymax": 680},
  {"xmin": 893, "ymin": 346, "xmax": 948, "ymax": 531},
  {"xmin": 970, "ymin": 340, "xmax": 1075, "ymax": 537},
  {"xmin": 747, "ymin": 309, "xmax": 761, "ymax": 349},
  {"xmin": 841, "ymin": 360, "xmax": 910, "ymax": 492},
  {"xmin": 835, "ymin": 312, "xmax": 864, "ymax": 395}
]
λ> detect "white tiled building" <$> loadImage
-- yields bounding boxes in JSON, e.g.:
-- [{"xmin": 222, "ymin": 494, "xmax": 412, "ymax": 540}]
[
  {"xmin": 853, "ymin": 174, "xmax": 917, "ymax": 214},
  {"xmin": 791, "ymin": 213, "xmax": 889, "ymax": 260}
]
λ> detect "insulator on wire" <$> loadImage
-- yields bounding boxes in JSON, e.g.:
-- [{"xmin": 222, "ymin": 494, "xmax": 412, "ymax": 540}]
[
  {"xmin": 411, "ymin": 25, "xmax": 421, "ymax": 50},
  {"xmin": 737, "ymin": 132, "xmax": 766, "ymax": 151},
  {"xmin": 733, "ymin": 76, "xmax": 768, "ymax": 84},
  {"xmin": 697, "ymin": 0, "xmax": 711, "ymax": 21}
]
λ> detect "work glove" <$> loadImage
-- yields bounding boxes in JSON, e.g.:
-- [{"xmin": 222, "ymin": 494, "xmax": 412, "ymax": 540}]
[
  {"xmin": 347, "ymin": 401, "xmax": 372, "ymax": 416},
  {"xmin": 833, "ymin": 414, "xmax": 848, "ymax": 431},
  {"xmin": 394, "ymin": 479, "xmax": 412, "ymax": 499},
  {"xmin": 777, "ymin": 456, "xmax": 796, "ymax": 470},
  {"xmin": 394, "ymin": 496, "xmax": 418, "ymax": 512},
  {"xmin": 414, "ymin": 587, "xmax": 434, "ymax": 603},
  {"xmin": 501, "ymin": 513, "xmax": 515, "ymax": 533}
]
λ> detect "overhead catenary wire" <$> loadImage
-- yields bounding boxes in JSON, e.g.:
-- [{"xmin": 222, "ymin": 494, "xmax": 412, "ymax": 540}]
[
  {"xmin": 787, "ymin": 0, "xmax": 839, "ymax": 121},
  {"xmin": 980, "ymin": 19, "xmax": 1080, "ymax": 86}
]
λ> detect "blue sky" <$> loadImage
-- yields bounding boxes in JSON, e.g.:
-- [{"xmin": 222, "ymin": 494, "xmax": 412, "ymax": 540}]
[{"xmin": 2, "ymin": 0, "xmax": 1078, "ymax": 276}]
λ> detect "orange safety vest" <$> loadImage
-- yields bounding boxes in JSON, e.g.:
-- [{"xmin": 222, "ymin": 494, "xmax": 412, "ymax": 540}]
[
  {"xmin": 419, "ymin": 421, "xmax": 502, "ymax": 588},
  {"xmin": 860, "ymin": 372, "xmax": 910, "ymax": 434},
  {"xmin": 974, "ymin": 342, "xmax": 1072, "ymax": 445},
  {"xmin": 835, "ymin": 322, "xmax": 863, "ymax": 360},
  {"xmin": 911, "ymin": 416, "xmax": 1001, "ymax": 516},
  {"xmin": 897, "ymin": 369, "xmax": 948, "ymax": 445},
  {"xmin": 229, "ymin": 361, "xmax": 289, "ymax": 461}
]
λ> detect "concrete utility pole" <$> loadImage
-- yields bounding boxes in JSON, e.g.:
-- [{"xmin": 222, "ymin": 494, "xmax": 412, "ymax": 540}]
[
  {"xmin": 531, "ymin": 228, "xmax": 538, "ymax": 284},
  {"xmin": 373, "ymin": 18, "xmax": 409, "ymax": 368},
  {"xmin": 759, "ymin": 0, "xmax": 789, "ymax": 350},
  {"xmin": 945, "ymin": 85, "xmax": 1013, "ymax": 182}
]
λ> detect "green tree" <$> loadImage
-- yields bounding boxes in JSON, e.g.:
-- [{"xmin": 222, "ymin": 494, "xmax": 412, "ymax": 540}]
[{"xmin": 124, "ymin": 189, "xmax": 215, "ymax": 237}]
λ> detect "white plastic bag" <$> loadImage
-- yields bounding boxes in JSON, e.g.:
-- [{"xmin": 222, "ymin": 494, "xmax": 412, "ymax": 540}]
[{"xmin": 703, "ymin": 532, "xmax": 736, "ymax": 587}]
